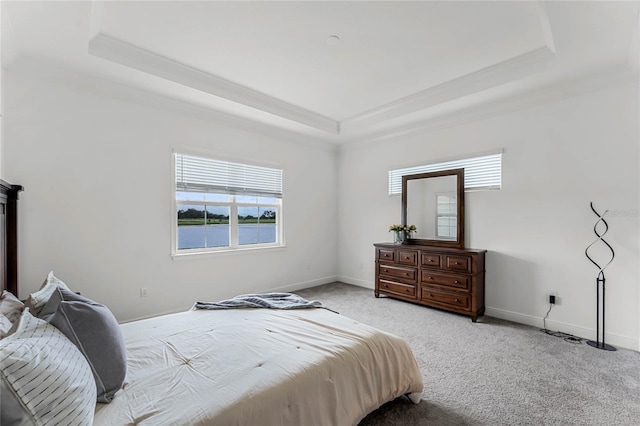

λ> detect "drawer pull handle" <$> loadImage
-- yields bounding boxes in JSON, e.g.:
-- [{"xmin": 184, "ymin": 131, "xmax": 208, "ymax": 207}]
[
  {"xmin": 429, "ymin": 259, "xmax": 434, "ymax": 262},
  {"xmin": 383, "ymin": 284, "xmax": 388, "ymax": 288},
  {"xmin": 455, "ymin": 262, "xmax": 461, "ymax": 265},
  {"xmin": 455, "ymin": 299, "xmax": 460, "ymax": 303},
  {"xmin": 428, "ymin": 276, "xmax": 433, "ymax": 280},
  {"xmin": 404, "ymin": 273, "xmax": 409, "ymax": 276},
  {"xmin": 405, "ymin": 289, "xmax": 410, "ymax": 293},
  {"xmin": 429, "ymin": 293, "xmax": 433, "ymax": 297},
  {"xmin": 454, "ymin": 280, "xmax": 460, "ymax": 284},
  {"xmin": 383, "ymin": 269, "xmax": 388, "ymax": 273}
]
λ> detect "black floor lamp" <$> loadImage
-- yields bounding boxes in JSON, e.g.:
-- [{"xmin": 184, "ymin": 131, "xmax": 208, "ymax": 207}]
[{"xmin": 584, "ymin": 202, "xmax": 616, "ymax": 351}]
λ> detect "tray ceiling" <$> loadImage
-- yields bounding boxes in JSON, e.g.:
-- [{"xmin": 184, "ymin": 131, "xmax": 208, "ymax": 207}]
[{"xmin": 2, "ymin": 1, "xmax": 639, "ymax": 144}]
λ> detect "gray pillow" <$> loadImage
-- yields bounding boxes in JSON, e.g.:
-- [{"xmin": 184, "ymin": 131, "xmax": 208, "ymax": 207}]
[
  {"xmin": 39, "ymin": 286, "xmax": 127, "ymax": 403},
  {"xmin": 0, "ymin": 376, "xmax": 33, "ymax": 426}
]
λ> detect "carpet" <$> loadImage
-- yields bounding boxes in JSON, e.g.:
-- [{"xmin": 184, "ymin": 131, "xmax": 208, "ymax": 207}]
[{"xmin": 295, "ymin": 282, "xmax": 640, "ymax": 426}]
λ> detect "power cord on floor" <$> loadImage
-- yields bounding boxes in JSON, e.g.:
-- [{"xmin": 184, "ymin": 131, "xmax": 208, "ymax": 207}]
[{"xmin": 540, "ymin": 303, "xmax": 584, "ymax": 344}]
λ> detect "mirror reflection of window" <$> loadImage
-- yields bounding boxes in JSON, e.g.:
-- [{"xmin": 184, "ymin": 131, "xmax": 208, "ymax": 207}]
[{"xmin": 436, "ymin": 193, "xmax": 457, "ymax": 239}]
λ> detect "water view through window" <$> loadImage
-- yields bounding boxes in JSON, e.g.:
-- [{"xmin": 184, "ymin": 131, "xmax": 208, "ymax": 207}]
[
  {"xmin": 178, "ymin": 224, "xmax": 277, "ymax": 249},
  {"xmin": 177, "ymin": 202, "xmax": 277, "ymax": 250}
]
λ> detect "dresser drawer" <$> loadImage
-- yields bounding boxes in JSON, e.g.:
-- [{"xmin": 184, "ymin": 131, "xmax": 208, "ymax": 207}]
[
  {"xmin": 374, "ymin": 243, "xmax": 486, "ymax": 322},
  {"xmin": 420, "ymin": 271, "xmax": 470, "ymax": 291},
  {"xmin": 420, "ymin": 287, "xmax": 471, "ymax": 310},
  {"xmin": 445, "ymin": 255, "xmax": 471, "ymax": 273},
  {"xmin": 421, "ymin": 253, "xmax": 441, "ymax": 268},
  {"xmin": 378, "ymin": 264, "xmax": 417, "ymax": 282},
  {"xmin": 377, "ymin": 248, "xmax": 395, "ymax": 262},
  {"xmin": 398, "ymin": 250, "xmax": 418, "ymax": 266},
  {"xmin": 379, "ymin": 279, "xmax": 416, "ymax": 298}
]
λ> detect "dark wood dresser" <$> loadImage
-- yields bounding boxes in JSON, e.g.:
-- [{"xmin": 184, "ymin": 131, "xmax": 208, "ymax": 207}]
[{"xmin": 374, "ymin": 242, "xmax": 486, "ymax": 321}]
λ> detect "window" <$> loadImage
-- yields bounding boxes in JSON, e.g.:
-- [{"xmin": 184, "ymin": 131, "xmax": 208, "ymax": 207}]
[
  {"xmin": 436, "ymin": 193, "xmax": 457, "ymax": 239},
  {"xmin": 174, "ymin": 153, "xmax": 283, "ymax": 254},
  {"xmin": 389, "ymin": 152, "xmax": 502, "ymax": 195}
]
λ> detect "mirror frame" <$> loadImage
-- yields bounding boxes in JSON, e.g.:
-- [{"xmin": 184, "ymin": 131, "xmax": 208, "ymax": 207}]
[{"xmin": 401, "ymin": 168, "xmax": 465, "ymax": 249}]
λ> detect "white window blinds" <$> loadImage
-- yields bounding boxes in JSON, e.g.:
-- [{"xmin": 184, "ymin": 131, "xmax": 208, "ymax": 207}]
[
  {"xmin": 175, "ymin": 153, "xmax": 283, "ymax": 197},
  {"xmin": 388, "ymin": 152, "xmax": 502, "ymax": 195}
]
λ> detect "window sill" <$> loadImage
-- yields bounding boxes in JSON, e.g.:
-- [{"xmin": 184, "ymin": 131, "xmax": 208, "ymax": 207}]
[{"xmin": 171, "ymin": 244, "xmax": 286, "ymax": 260}]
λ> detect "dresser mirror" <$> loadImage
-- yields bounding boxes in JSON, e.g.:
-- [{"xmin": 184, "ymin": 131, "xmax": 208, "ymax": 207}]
[{"xmin": 402, "ymin": 168, "xmax": 465, "ymax": 249}]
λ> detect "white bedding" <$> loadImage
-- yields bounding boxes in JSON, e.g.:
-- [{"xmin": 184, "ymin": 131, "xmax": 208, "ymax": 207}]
[{"xmin": 94, "ymin": 308, "xmax": 423, "ymax": 426}]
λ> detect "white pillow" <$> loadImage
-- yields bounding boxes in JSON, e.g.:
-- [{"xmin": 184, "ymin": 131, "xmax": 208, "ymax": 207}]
[
  {"xmin": 0, "ymin": 290, "xmax": 24, "ymax": 324},
  {"xmin": 0, "ymin": 309, "xmax": 96, "ymax": 425},
  {"xmin": 25, "ymin": 271, "xmax": 71, "ymax": 316},
  {"xmin": 0, "ymin": 313, "xmax": 12, "ymax": 338}
]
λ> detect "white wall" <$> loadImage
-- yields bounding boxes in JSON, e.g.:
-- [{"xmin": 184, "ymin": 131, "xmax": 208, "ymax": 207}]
[
  {"xmin": 4, "ymin": 59, "xmax": 639, "ymax": 351},
  {"xmin": 3, "ymin": 61, "xmax": 338, "ymax": 322},
  {"xmin": 338, "ymin": 82, "xmax": 640, "ymax": 350}
]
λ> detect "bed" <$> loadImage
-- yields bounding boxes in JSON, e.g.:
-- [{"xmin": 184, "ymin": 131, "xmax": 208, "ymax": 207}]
[{"xmin": 1, "ymin": 181, "xmax": 424, "ymax": 426}]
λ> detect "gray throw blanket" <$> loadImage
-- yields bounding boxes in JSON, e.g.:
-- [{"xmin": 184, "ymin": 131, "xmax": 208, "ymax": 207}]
[{"xmin": 194, "ymin": 293, "xmax": 336, "ymax": 312}]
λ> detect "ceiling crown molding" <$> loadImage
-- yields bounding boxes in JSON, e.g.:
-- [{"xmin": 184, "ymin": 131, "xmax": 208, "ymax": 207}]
[
  {"xmin": 85, "ymin": 0, "xmax": 559, "ymax": 140},
  {"xmin": 339, "ymin": 45, "xmax": 556, "ymax": 136},
  {"xmin": 535, "ymin": 0, "xmax": 556, "ymax": 54},
  {"xmin": 339, "ymin": 1, "xmax": 557, "ymax": 136},
  {"xmin": 341, "ymin": 61, "xmax": 637, "ymax": 151},
  {"xmin": 88, "ymin": 32, "xmax": 339, "ymax": 135}
]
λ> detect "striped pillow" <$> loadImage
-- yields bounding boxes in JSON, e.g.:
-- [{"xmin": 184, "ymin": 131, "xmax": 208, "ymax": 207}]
[{"xmin": 0, "ymin": 309, "xmax": 96, "ymax": 426}]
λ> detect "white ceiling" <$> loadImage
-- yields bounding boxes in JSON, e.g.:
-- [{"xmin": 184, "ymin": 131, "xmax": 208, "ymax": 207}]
[{"xmin": 2, "ymin": 1, "xmax": 639, "ymax": 145}]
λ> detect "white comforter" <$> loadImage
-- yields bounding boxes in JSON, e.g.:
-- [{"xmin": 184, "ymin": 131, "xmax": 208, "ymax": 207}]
[{"xmin": 94, "ymin": 308, "xmax": 423, "ymax": 426}]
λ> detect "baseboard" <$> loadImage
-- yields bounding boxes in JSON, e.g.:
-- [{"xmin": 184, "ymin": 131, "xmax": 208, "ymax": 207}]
[
  {"xmin": 485, "ymin": 306, "xmax": 639, "ymax": 351},
  {"xmin": 122, "ymin": 276, "xmax": 338, "ymax": 324},
  {"xmin": 268, "ymin": 275, "xmax": 339, "ymax": 293},
  {"xmin": 335, "ymin": 275, "xmax": 373, "ymax": 289},
  {"xmin": 122, "ymin": 307, "xmax": 191, "ymax": 324}
]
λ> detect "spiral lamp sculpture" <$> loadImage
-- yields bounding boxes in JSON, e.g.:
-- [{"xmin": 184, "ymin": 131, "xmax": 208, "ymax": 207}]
[{"xmin": 584, "ymin": 202, "xmax": 616, "ymax": 351}]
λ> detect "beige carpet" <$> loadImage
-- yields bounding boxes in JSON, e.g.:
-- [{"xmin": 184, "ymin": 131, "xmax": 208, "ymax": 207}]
[{"xmin": 295, "ymin": 282, "xmax": 640, "ymax": 426}]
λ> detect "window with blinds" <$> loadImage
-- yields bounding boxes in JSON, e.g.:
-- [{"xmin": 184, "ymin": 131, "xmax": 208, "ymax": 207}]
[
  {"xmin": 173, "ymin": 153, "xmax": 283, "ymax": 253},
  {"xmin": 388, "ymin": 152, "xmax": 502, "ymax": 195}
]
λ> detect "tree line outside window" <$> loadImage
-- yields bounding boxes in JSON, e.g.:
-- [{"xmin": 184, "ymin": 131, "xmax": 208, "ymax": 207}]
[{"xmin": 177, "ymin": 207, "xmax": 276, "ymax": 224}]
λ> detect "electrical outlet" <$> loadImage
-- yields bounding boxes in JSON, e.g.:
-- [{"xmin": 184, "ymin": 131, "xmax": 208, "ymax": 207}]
[
  {"xmin": 549, "ymin": 294, "xmax": 556, "ymax": 304},
  {"xmin": 549, "ymin": 291, "xmax": 558, "ymax": 305},
  {"xmin": 140, "ymin": 287, "xmax": 149, "ymax": 298}
]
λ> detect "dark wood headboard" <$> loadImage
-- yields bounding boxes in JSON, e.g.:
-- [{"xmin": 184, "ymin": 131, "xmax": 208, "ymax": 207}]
[{"xmin": 1, "ymin": 179, "xmax": 23, "ymax": 295}]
